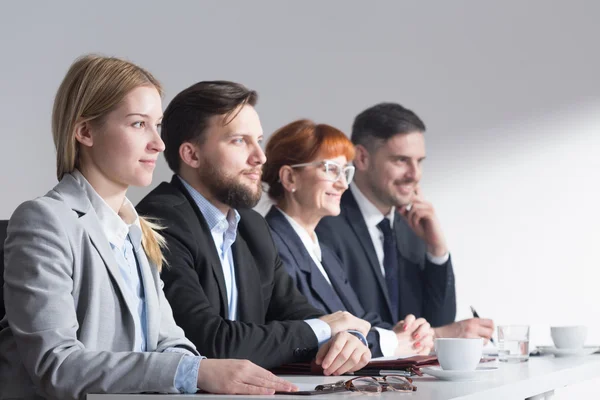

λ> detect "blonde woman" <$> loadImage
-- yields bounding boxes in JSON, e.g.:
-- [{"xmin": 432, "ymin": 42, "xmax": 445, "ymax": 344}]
[{"xmin": 0, "ymin": 55, "xmax": 295, "ymax": 400}]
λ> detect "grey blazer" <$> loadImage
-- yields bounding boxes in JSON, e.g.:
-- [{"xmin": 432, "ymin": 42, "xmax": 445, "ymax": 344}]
[{"xmin": 0, "ymin": 174, "xmax": 199, "ymax": 400}]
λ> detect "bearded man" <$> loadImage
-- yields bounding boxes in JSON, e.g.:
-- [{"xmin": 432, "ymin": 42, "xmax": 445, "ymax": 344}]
[{"xmin": 137, "ymin": 81, "xmax": 372, "ymax": 376}]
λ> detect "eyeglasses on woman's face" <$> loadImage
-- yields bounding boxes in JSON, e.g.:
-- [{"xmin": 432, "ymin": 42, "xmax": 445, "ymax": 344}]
[{"xmin": 290, "ymin": 159, "xmax": 355, "ymax": 185}]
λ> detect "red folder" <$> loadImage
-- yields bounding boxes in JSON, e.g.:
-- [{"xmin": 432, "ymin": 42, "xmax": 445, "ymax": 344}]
[{"xmin": 271, "ymin": 355, "xmax": 439, "ymax": 376}]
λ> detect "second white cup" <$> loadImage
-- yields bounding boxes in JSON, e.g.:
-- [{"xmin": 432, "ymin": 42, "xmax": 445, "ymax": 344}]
[{"xmin": 550, "ymin": 326, "xmax": 587, "ymax": 349}]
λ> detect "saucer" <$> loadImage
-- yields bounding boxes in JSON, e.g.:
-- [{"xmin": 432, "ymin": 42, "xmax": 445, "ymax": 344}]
[
  {"xmin": 537, "ymin": 346, "xmax": 600, "ymax": 357},
  {"xmin": 421, "ymin": 366, "xmax": 498, "ymax": 381}
]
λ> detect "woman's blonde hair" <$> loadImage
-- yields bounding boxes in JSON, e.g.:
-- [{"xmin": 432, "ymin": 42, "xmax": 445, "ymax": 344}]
[{"xmin": 52, "ymin": 54, "xmax": 166, "ymax": 270}]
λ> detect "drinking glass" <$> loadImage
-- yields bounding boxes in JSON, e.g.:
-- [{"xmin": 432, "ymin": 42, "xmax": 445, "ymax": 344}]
[{"xmin": 498, "ymin": 325, "xmax": 530, "ymax": 362}]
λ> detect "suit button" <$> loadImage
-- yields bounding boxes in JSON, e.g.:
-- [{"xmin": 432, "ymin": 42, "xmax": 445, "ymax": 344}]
[{"xmin": 293, "ymin": 348, "xmax": 302, "ymax": 357}]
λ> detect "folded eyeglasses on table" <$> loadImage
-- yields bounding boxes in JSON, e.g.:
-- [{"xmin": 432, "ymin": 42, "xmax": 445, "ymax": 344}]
[{"xmin": 315, "ymin": 375, "xmax": 417, "ymax": 394}]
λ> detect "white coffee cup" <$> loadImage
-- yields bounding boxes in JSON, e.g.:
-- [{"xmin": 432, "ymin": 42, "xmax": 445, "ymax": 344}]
[
  {"xmin": 435, "ymin": 338, "xmax": 484, "ymax": 371},
  {"xmin": 550, "ymin": 326, "xmax": 587, "ymax": 349}
]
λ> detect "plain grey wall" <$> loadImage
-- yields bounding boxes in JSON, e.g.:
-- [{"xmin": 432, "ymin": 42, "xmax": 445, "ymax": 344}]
[{"xmin": 1, "ymin": 1, "xmax": 599, "ymax": 347}]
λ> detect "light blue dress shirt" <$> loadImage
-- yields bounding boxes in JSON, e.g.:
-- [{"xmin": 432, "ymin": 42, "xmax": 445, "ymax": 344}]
[
  {"xmin": 112, "ymin": 234, "xmax": 200, "ymax": 393},
  {"xmin": 72, "ymin": 170, "xmax": 200, "ymax": 394},
  {"xmin": 178, "ymin": 176, "xmax": 332, "ymax": 344},
  {"xmin": 179, "ymin": 177, "xmax": 240, "ymax": 320},
  {"xmin": 110, "ymin": 234, "xmax": 147, "ymax": 351}
]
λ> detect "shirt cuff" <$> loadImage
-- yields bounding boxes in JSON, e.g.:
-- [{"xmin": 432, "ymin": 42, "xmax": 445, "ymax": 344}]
[
  {"xmin": 304, "ymin": 318, "xmax": 332, "ymax": 347},
  {"xmin": 164, "ymin": 346, "xmax": 197, "ymax": 357},
  {"xmin": 426, "ymin": 251, "xmax": 450, "ymax": 265},
  {"xmin": 172, "ymin": 355, "xmax": 202, "ymax": 394},
  {"xmin": 374, "ymin": 327, "xmax": 399, "ymax": 357},
  {"xmin": 165, "ymin": 347, "xmax": 205, "ymax": 394}
]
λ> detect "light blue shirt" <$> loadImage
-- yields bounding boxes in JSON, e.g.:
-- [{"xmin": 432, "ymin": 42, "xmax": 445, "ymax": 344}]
[
  {"xmin": 179, "ymin": 177, "xmax": 240, "ymax": 320},
  {"xmin": 178, "ymin": 176, "xmax": 332, "ymax": 344},
  {"xmin": 110, "ymin": 234, "xmax": 147, "ymax": 351},
  {"xmin": 72, "ymin": 170, "xmax": 200, "ymax": 394}
]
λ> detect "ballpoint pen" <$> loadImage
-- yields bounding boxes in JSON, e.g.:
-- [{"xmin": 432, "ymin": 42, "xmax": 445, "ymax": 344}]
[{"xmin": 470, "ymin": 306, "xmax": 495, "ymax": 345}]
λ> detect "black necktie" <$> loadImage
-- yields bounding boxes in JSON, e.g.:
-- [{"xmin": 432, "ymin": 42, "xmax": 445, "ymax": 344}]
[{"xmin": 377, "ymin": 218, "xmax": 399, "ymax": 321}]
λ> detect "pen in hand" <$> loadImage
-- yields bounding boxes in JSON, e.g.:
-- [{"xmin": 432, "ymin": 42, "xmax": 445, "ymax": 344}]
[{"xmin": 470, "ymin": 306, "xmax": 495, "ymax": 345}]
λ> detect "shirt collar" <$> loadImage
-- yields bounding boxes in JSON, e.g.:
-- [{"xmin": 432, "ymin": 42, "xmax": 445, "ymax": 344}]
[
  {"xmin": 178, "ymin": 175, "xmax": 240, "ymax": 235},
  {"xmin": 276, "ymin": 207, "xmax": 322, "ymax": 262},
  {"xmin": 71, "ymin": 169, "xmax": 141, "ymax": 250},
  {"xmin": 350, "ymin": 183, "xmax": 395, "ymax": 229}
]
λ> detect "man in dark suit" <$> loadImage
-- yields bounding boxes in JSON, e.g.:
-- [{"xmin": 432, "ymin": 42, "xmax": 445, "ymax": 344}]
[
  {"xmin": 316, "ymin": 103, "xmax": 494, "ymax": 340},
  {"xmin": 137, "ymin": 81, "xmax": 371, "ymax": 375}
]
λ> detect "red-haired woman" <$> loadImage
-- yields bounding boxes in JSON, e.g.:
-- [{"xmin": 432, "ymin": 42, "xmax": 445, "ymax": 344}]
[{"xmin": 263, "ymin": 119, "xmax": 435, "ymax": 358}]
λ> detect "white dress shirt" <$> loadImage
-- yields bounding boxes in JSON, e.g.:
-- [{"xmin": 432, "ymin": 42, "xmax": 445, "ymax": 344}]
[
  {"xmin": 349, "ymin": 184, "xmax": 449, "ymax": 278},
  {"xmin": 276, "ymin": 208, "xmax": 399, "ymax": 356}
]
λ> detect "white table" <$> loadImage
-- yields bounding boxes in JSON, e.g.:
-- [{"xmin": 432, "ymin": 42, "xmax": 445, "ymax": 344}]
[{"xmin": 88, "ymin": 355, "xmax": 600, "ymax": 400}]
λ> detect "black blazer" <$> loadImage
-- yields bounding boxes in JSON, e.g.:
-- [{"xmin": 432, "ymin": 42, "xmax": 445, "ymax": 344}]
[
  {"xmin": 136, "ymin": 176, "xmax": 325, "ymax": 369},
  {"xmin": 0, "ymin": 219, "xmax": 8, "ymax": 319},
  {"xmin": 316, "ymin": 190, "xmax": 456, "ymax": 327},
  {"xmin": 265, "ymin": 207, "xmax": 392, "ymax": 357}
]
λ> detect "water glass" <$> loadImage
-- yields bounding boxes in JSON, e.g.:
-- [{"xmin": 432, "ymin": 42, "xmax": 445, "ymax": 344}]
[{"xmin": 498, "ymin": 325, "xmax": 530, "ymax": 363}]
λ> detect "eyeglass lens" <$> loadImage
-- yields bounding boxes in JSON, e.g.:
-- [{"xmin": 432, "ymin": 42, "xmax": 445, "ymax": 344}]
[
  {"xmin": 351, "ymin": 376, "xmax": 414, "ymax": 393},
  {"xmin": 385, "ymin": 375, "xmax": 414, "ymax": 391},
  {"xmin": 322, "ymin": 162, "xmax": 353, "ymax": 183},
  {"xmin": 351, "ymin": 377, "xmax": 382, "ymax": 393}
]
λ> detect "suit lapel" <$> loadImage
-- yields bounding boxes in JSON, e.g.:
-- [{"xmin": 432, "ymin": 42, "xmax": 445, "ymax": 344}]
[
  {"xmin": 320, "ymin": 249, "xmax": 358, "ymax": 314},
  {"xmin": 135, "ymin": 247, "xmax": 159, "ymax": 349},
  {"xmin": 232, "ymin": 235, "xmax": 262, "ymax": 321},
  {"xmin": 305, "ymin": 260, "xmax": 347, "ymax": 314},
  {"xmin": 394, "ymin": 213, "xmax": 423, "ymax": 265},
  {"xmin": 341, "ymin": 191, "xmax": 394, "ymax": 318},
  {"xmin": 202, "ymin": 244, "xmax": 229, "ymax": 320},
  {"xmin": 53, "ymin": 175, "xmax": 138, "ymax": 323},
  {"xmin": 77, "ymin": 205, "xmax": 138, "ymax": 323},
  {"xmin": 266, "ymin": 207, "xmax": 346, "ymax": 314},
  {"xmin": 171, "ymin": 176, "xmax": 229, "ymax": 318}
]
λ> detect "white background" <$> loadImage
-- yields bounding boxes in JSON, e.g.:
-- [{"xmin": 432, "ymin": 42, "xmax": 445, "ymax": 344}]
[{"xmin": 1, "ymin": 1, "xmax": 599, "ymax": 396}]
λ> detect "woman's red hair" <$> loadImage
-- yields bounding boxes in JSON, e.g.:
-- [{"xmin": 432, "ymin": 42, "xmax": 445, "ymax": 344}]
[{"xmin": 263, "ymin": 119, "xmax": 355, "ymax": 201}]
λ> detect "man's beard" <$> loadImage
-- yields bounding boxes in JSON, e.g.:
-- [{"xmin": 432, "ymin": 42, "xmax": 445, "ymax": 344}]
[{"xmin": 199, "ymin": 161, "xmax": 262, "ymax": 209}]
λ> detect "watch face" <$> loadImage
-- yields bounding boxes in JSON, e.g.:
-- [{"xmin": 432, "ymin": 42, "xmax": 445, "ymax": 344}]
[{"xmin": 348, "ymin": 330, "xmax": 368, "ymax": 346}]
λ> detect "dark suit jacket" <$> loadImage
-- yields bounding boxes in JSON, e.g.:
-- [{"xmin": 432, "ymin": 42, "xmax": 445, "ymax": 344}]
[
  {"xmin": 266, "ymin": 207, "xmax": 393, "ymax": 357},
  {"xmin": 136, "ymin": 176, "xmax": 325, "ymax": 369},
  {"xmin": 0, "ymin": 219, "xmax": 8, "ymax": 320},
  {"xmin": 316, "ymin": 190, "xmax": 456, "ymax": 327}
]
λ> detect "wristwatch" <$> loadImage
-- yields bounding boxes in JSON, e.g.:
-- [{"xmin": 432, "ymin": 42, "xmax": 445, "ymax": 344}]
[{"xmin": 346, "ymin": 329, "xmax": 369, "ymax": 347}]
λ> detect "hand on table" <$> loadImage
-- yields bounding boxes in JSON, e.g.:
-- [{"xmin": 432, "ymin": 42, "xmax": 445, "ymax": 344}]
[
  {"xmin": 315, "ymin": 331, "xmax": 371, "ymax": 376},
  {"xmin": 197, "ymin": 359, "xmax": 298, "ymax": 395}
]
